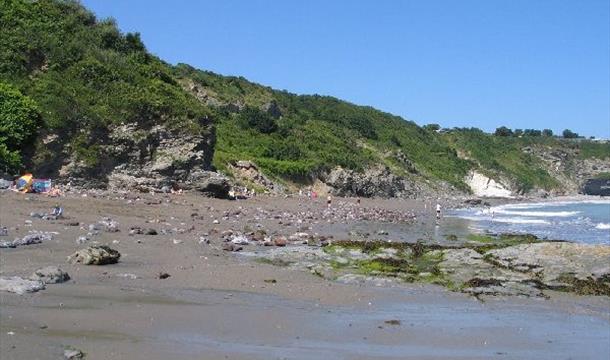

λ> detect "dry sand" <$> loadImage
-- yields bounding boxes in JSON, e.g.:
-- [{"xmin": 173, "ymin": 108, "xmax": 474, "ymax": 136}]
[{"xmin": 0, "ymin": 191, "xmax": 608, "ymax": 359}]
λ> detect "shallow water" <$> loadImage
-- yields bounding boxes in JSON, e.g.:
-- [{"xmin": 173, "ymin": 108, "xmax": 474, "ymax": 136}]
[
  {"xmin": 449, "ymin": 199, "xmax": 610, "ymax": 244},
  {"xmin": 157, "ymin": 288, "xmax": 610, "ymax": 360}
]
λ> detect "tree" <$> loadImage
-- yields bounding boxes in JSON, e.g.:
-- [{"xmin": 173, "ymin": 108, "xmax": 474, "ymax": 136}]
[
  {"xmin": 542, "ymin": 129, "xmax": 553, "ymax": 137},
  {"xmin": 524, "ymin": 129, "xmax": 541, "ymax": 137},
  {"xmin": 0, "ymin": 82, "xmax": 42, "ymax": 172},
  {"xmin": 514, "ymin": 129, "xmax": 523, "ymax": 137},
  {"xmin": 423, "ymin": 123, "xmax": 441, "ymax": 131},
  {"xmin": 238, "ymin": 107, "xmax": 277, "ymax": 134},
  {"xmin": 562, "ymin": 129, "xmax": 579, "ymax": 139},
  {"xmin": 494, "ymin": 126, "xmax": 513, "ymax": 137}
]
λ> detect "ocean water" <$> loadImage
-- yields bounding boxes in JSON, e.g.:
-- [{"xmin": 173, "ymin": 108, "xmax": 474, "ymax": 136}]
[{"xmin": 449, "ymin": 199, "xmax": 610, "ymax": 245}]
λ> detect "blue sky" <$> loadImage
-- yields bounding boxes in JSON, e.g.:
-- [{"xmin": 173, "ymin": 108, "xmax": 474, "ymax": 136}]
[{"xmin": 82, "ymin": 0, "xmax": 610, "ymax": 138}]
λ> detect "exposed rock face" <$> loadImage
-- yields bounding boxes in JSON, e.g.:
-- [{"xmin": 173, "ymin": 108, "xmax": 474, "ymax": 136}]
[
  {"xmin": 524, "ymin": 145, "xmax": 610, "ymax": 195},
  {"xmin": 68, "ymin": 245, "xmax": 121, "ymax": 265},
  {"xmin": 582, "ymin": 178, "xmax": 610, "ymax": 196},
  {"xmin": 465, "ymin": 171, "xmax": 513, "ymax": 198},
  {"xmin": 324, "ymin": 166, "xmax": 418, "ymax": 198},
  {"xmin": 55, "ymin": 122, "xmax": 217, "ymax": 192}
]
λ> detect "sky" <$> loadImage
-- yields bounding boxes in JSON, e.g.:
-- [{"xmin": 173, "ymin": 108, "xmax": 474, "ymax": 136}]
[{"xmin": 81, "ymin": 0, "xmax": 610, "ymax": 138}]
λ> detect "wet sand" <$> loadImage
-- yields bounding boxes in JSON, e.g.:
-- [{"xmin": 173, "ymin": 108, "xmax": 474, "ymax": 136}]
[{"xmin": 1, "ymin": 191, "xmax": 608, "ymax": 359}]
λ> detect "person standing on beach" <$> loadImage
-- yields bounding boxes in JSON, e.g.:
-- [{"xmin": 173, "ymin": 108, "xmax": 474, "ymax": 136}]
[
  {"xmin": 436, "ymin": 203, "xmax": 442, "ymax": 220},
  {"xmin": 327, "ymin": 195, "xmax": 332, "ymax": 208}
]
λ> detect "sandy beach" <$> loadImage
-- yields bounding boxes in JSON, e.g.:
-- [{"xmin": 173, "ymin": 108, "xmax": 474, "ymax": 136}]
[{"xmin": 1, "ymin": 190, "xmax": 609, "ymax": 359}]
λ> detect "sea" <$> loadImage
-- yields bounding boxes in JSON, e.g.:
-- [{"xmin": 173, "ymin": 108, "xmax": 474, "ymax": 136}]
[{"xmin": 449, "ymin": 199, "xmax": 610, "ymax": 245}]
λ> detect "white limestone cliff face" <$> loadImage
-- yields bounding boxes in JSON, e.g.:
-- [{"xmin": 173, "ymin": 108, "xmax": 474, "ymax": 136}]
[{"xmin": 466, "ymin": 171, "xmax": 513, "ymax": 198}]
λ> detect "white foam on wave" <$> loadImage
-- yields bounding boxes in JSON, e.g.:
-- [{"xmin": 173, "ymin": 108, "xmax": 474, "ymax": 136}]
[
  {"xmin": 454, "ymin": 215, "xmax": 550, "ymax": 225},
  {"xmin": 492, "ymin": 199, "xmax": 610, "ymax": 212},
  {"xmin": 493, "ymin": 210, "xmax": 580, "ymax": 217},
  {"xmin": 595, "ymin": 223, "xmax": 610, "ymax": 230},
  {"xmin": 490, "ymin": 217, "xmax": 551, "ymax": 225}
]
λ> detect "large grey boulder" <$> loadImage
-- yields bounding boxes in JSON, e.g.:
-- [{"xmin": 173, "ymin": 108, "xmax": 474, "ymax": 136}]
[
  {"xmin": 191, "ymin": 171, "xmax": 231, "ymax": 198},
  {"xmin": 0, "ymin": 276, "xmax": 45, "ymax": 295},
  {"xmin": 68, "ymin": 245, "xmax": 121, "ymax": 265},
  {"xmin": 30, "ymin": 266, "xmax": 70, "ymax": 284}
]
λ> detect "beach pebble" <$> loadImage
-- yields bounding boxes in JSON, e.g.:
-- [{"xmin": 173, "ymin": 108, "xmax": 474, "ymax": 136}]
[
  {"xmin": 273, "ymin": 236, "xmax": 287, "ymax": 247},
  {"xmin": 76, "ymin": 236, "xmax": 90, "ymax": 244},
  {"xmin": 64, "ymin": 348, "xmax": 84, "ymax": 359},
  {"xmin": 222, "ymin": 243, "xmax": 243, "ymax": 252}
]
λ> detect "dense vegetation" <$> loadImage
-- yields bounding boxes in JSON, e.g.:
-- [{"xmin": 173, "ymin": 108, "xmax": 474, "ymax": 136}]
[
  {"xmin": 0, "ymin": 0, "xmax": 210, "ymax": 173},
  {"xmin": 1, "ymin": 0, "xmax": 608, "ymax": 194}
]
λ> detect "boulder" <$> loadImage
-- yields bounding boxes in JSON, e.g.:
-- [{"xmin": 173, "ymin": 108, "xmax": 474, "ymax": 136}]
[
  {"xmin": 0, "ymin": 179, "xmax": 12, "ymax": 189},
  {"xmin": 0, "ymin": 276, "xmax": 45, "ymax": 295},
  {"xmin": 191, "ymin": 171, "xmax": 231, "ymax": 198},
  {"xmin": 30, "ymin": 266, "xmax": 70, "ymax": 284},
  {"xmin": 68, "ymin": 245, "xmax": 121, "ymax": 265}
]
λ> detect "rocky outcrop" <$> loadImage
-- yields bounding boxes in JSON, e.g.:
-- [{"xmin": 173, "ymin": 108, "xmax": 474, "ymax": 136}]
[
  {"xmin": 323, "ymin": 166, "xmax": 418, "ymax": 198},
  {"xmin": 486, "ymin": 242, "xmax": 610, "ymax": 291},
  {"xmin": 524, "ymin": 145, "xmax": 610, "ymax": 195},
  {"xmin": 582, "ymin": 178, "xmax": 610, "ymax": 196},
  {"xmin": 249, "ymin": 239, "xmax": 610, "ymax": 298},
  {"xmin": 228, "ymin": 160, "xmax": 278, "ymax": 192},
  {"xmin": 51, "ymin": 122, "xmax": 218, "ymax": 193}
]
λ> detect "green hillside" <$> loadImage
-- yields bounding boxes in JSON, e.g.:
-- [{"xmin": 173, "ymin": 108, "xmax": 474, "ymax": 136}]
[{"xmin": 1, "ymin": 0, "xmax": 608, "ymax": 195}]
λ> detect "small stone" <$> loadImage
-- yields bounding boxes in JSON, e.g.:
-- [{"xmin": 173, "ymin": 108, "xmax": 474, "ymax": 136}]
[
  {"xmin": 64, "ymin": 348, "xmax": 84, "ymax": 359},
  {"xmin": 158, "ymin": 272, "xmax": 171, "ymax": 279},
  {"xmin": 222, "ymin": 243, "xmax": 243, "ymax": 252},
  {"xmin": 76, "ymin": 236, "xmax": 90, "ymax": 244},
  {"xmin": 273, "ymin": 236, "xmax": 287, "ymax": 247}
]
